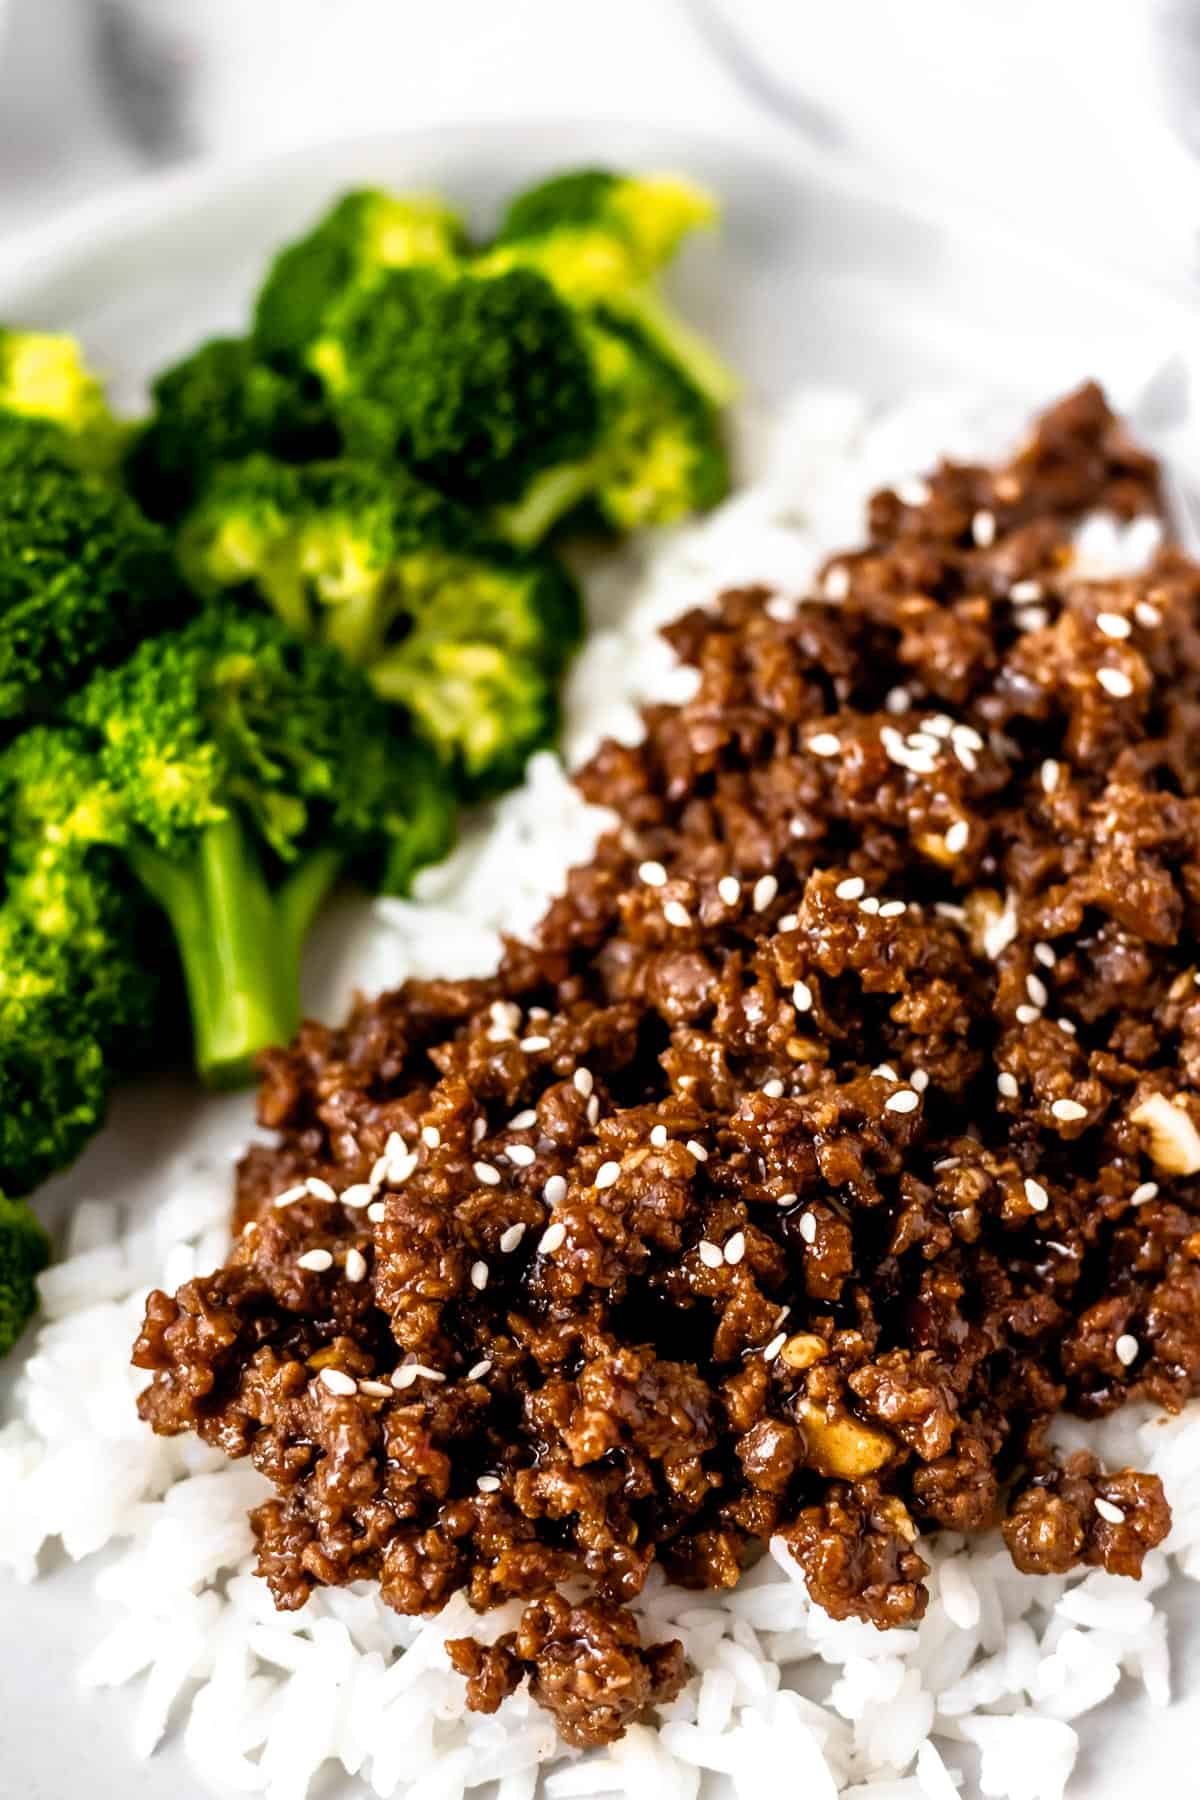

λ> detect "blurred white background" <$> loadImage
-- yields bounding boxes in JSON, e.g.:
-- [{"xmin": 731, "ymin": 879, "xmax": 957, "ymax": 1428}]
[{"xmin": 1, "ymin": 0, "xmax": 1199, "ymax": 295}]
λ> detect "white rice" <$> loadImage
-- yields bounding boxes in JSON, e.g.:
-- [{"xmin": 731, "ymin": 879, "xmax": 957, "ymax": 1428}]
[{"xmin": 1, "ymin": 387, "xmax": 1194, "ymax": 1800}]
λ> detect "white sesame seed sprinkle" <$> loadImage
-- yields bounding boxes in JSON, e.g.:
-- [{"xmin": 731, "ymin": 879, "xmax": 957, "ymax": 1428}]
[
  {"xmin": 639, "ymin": 860, "xmax": 667, "ymax": 887},
  {"xmin": 859, "ymin": 896, "xmax": 881, "ymax": 915},
  {"xmin": 1026, "ymin": 973, "xmax": 1049, "ymax": 1009},
  {"xmin": 388, "ymin": 1151, "xmax": 419, "ymax": 1185},
  {"xmin": 879, "ymin": 900, "xmax": 907, "ymax": 919},
  {"xmin": 874, "ymin": 1064, "xmax": 900, "ymax": 1082},
  {"xmin": 762, "ymin": 1079, "xmax": 785, "ymax": 1098},
  {"xmin": 474, "ymin": 1161, "xmax": 501, "ymax": 1185},
  {"xmin": 787, "ymin": 819, "xmax": 809, "ymax": 841},
  {"xmin": 297, "ymin": 1249, "xmax": 333, "ymax": 1273},
  {"xmin": 391, "ymin": 1365, "xmax": 418, "ymax": 1390},
  {"xmin": 911, "ymin": 1069, "xmax": 930, "ymax": 1093},
  {"xmin": 1097, "ymin": 667, "xmax": 1133, "ymax": 699},
  {"xmin": 476, "ymin": 1474, "xmax": 501, "ymax": 1493},
  {"xmin": 468, "ymin": 1360, "xmax": 493, "ymax": 1382},
  {"xmin": 885, "ymin": 1089, "xmax": 920, "ymax": 1114},
  {"xmin": 367, "ymin": 1202, "xmax": 386, "ymax": 1225},
  {"xmin": 305, "ymin": 1177, "xmax": 337, "ymax": 1203},
  {"xmin": 473, "ymin": 1118, "xmax": 487, "ymax": 1143},
  {"xmin": 573, "ymin": 1067, "xmax": 594, "ymax": 1098},
  {"xmin": 777, "ymin": 1192, "xmax": 798, "ymax": 1208},
  {"xmin": 345, "ymin": 1248, "xmax": 368, "ymax": 1283},
  {"xmin": 663, "ymin": 900, "xmax": 692, "ymax": 928},
  {"xmin": 724, "ymin": 1232, "xmax": 746, "ymax": 1265},
  {"xmin": 320, "ymin": 1368, "xmax": 357, "ymax": 1396},
  {"xmin": 1041, "ymin": 759, "xmax": 1060, "ymax": 794},
  {"xmin": 1097, "ymin": 611, "xmax": 1131, "ymax": 639},
  {"xmin": 650, "ymin": 1125, "xmax": 668, "ymax": 1148},
  {"xmin": 1015, "ymin": 1004, "xmax": 1041, "ymax": 1025},
  {"xmin": 718, "ymin": 876, "xmax": 741, "ymax": 906},
  {"xmin": 508, "ymin": 1110, "xmax": 537, "ymax": 1130},
  {"xmin": 519, "ymin": 1035, "xmax": 551, "ymax": 1053},
  {"xmin": 538, "ymin": 1222, "xmax": 566, "ymax": 1255},
  {"xmin": 698, "ymin": 1240, "xmax": 723, "ymax": 1269},
  {"xmin": 595, "ymin": 1161, "xmax": 621, "ymax": 1190},
  {"xmin": 1010, "ymin": 579, "xmax": 1044, "ymax": 603},
  {"xmin": 793, "ymin": 979, "xmax": 813, "ymax": 1013},
  {"xmin": 799, "ymin": 1212, "xmax": 817, "ymax": 1244},
  {"xmin": 470, "ymin": 1260, "xmax": 489, "ymax": 1290},
  {"xmin": 808, "ymin": 733, "xmax": 841, "ymax": 759},
  {"xmin": 763, "ymin": 1332, "xmax": 788, "ymax": 1362},
  {"xmin": 421, "ymin": 1124, "xmax": 441, "ymax": 1149},
  {"xmin": 907, "ymin": 732, "xmax": 940, "ymax": 755},
  {"xmin": 358, "ymin": 1380, "xmax": 392, "ymax": 1399},
  {"xmin": 543, "ymin": 1174, "xmax": 567, "ymax": 1205},
  {"xmin": 898, "ymin": 478, "xmax": 931, "ymax": 507},
  {"xmin": 1058, "ymin": 1016, "xmax": 1077, "ymax": 1036},
  {"xmin": 587, "ymin": 1094, "xmax": 601, "ymax": 1125},
  {"xmin": 1094, "ymin": 1497, "xmax": 1126, "ymax": 1525},
  {"xmin": 944, "ymin": 820, "xmax": 969, "ymax": 855},
  {"xmin": 972, "ymin": 509, "xmax": 996, "ymax": 547},
  {"xmin": 836, "ymin": 876, "xmax": 865, "ymax": 901},
  {"xmin": 1034, "ymin": 942, "xmax": 1056, "ymax": 968},
  {"xmin": 499, "ymin": 1223, "xmax": 526, "ymax": 1254},
  {"xmin": 1135, "ymin": 601, "xmax": 1162, "ymax": 629},
  {"xmin": 1024, "ymin": 1178, "xmax": 1049, "ymax": 1212},
  {"xmin": 998, "ymin": 1072, "xmax": 1019, "ymax": 1099},
  {"xmin": 753, "ymin": 874, "xmax": 778, "ymax": 912},
  {"xmin": 1115, "ymin": 1334, "xmax": 1139, "ymax": 1367},
  {"xmin": 1131, "ymin": 1182, "xmax": 1158, "ymax": 1205},
  {"xmin": 824, "ymin": 564, "xmax": 850, "ymax": 600},
  {"xmin": 1052, "ymin": 1098, "xmax": 1088, "ymax": 1122},
  {"xmin": 777, "ymin": 912, "xmax": 799, "ymax": 931},
  {"xmin": 686, "ymin": 1140, "xmax": 709, "ymax": 1163},
  {"xmin": 272, "ymin": 1185, "xmax": 308, "ymax": 1209},
  {"xmin": 505, "ymin": 1143, "xmax": 536, "ymax": 1169},
  {"xmin": 934, "ymin": 1157, "xmax": 960, "ymax": 1171},
  {"xmin": 370, "ymin": 1155, "xmax": 392, "ymax": 1188},
  {"xmin": 885, "ymin": 686, "xmax": 911, "ymax": 714}
]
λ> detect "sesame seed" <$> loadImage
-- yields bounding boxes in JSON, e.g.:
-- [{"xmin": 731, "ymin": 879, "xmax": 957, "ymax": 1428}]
[
  {"xmin": 571, "ymin": 1069, "xmax": 595, "ymax": 1101},
  {"xmin": 787, "ymin": 820, "xmax": 809, "ymax": 842},
  {"xmin": 777, "ymin": 1192, "xmax": 798, "ymax": 1208},
  {"xmin": 391, "ymin": 1365, "xmax": 418, "ymax": 1390},
  {"xmin": 886, "ymin": 686, "xmax": 911, "ymax": 714},
  {"xmin": 793, "ymin": 980, "xmax": 813, "ymax": 1013},
  {"xmin": 506, "ymin": 1143, "xmax": 536, "ymax": 1168},
  {"xmin": 499, "ymin": 1223, "xmax": 526, "ymax": 1254},
  {"xmin": 808, "ymin": 733, "xmax": 841, "ymax": 758},
  {"xmin": 718, "ymin": 876, "xmax": 741, "ymax": 906},
  {"xmin": 1097, "ymin": 667, "xmax": 1133, "ymax": 699},
  {"xmin": 476, "ymin": 1474, "xmax": 501, "ymax": 1493},
  {"xmin": 470, "ymin": 1260, "xmax": 489, "ymax": 1290},
  {"xmin": 543, "ymin": 1174, "xmax": 567, "ymax": 1206},
  {"xmin": 468, "ymin": 1360, "xmax": 493, "ymax": 1382},
  {"xmin": 387, "ymin": 1150, "xmax": 419, "ymax": 1185},
  {"xmin": 777, "ymin": 912, "xmax": 799, "ymax": 931},
  {"xmin": 1095, "ymin": 1497, "xmax": 1126, "ymax": 1525},
  {"xmin": 345, "ymin": 1248, "xmax": 368, "ymax": 1283},
  {"xmin": 836, "ymin": 876, "xmax": 865, "ymax": 901},
  {"xmin": 650, "ymin": 1125, "xmax": 668, "ymax": 1148},
  {"xmin": 953, "ymin": 741, "xmax": 978, "ymax": 772},
  {"xmin": 698, "ymin": 1240, "xmax": 723, "ymax": 1269},
  {"xmin": 1135, "ymin": 601, "xmax": 1162, "ymax": 628},
  {"xmin": 952, "ymin": 723, "xmax": 984, "ymax": 751},
  {"xmin": 907, "ymin": 732, "xmax": 940, "ymax": 755},
  {"xmin": 824, "ymin": 565, "xmax": 850, "ymax": 600},
  {"xmin": 595, "ymin": 1161, "xmax": 621, "ymax": 1190},
  {"xmin": 473, "ymin": 1118, "xmax": 488, "ymax": 1143},
  {"xmin": 1115, "ymin": 1333, "xmax": 1139, "ymax": 1367},
  {"xmin": 508, "ymin": 1109, "xmax": 537, "ymax": 1130},
  {"xmin": 686, "ymin": 1140, "xmax": 709, "ymax": 1164},
  {"xmin": 1097, "ymin": 611, "xmax": 1131, "ymax": 640},
  {"xmin": 305, "ymin": 1177, "xmax": 337, "ymax": 1203},
  {"xmin": 538, "ymin": 1221, "xmax": 567, "ymax": 1254},
  {"xmin": 384, "ymin": 1131, "xmax": 406, "ymax": 1162},
  {"xmin": 1034, "ymin": 943, "xmax": 1056, "ymax": 968},
  {"xmin": 1024, "ymin": 1178, "xmax": 1049, "ymax": 1212},
  {"xmin": 474, "ymin": 1161, "xmax": 501, "ymax": 1185},
  {"xmin": 911, "ymin": 1069, "xmax": 930, "ymax": 1093},
  {"xmin": 1017, "ymin": 606, "xmax": 1050, "ymax": 632},
  {"xmin": 639, "ymin": 860, "xmax": 667, "ymax": 887},
  {"xmin": 859, "ymin": 896, "xmax": 881, "ymax": 916},
  {"xmin": 798, "ymin": 1212, "xmax": 817, "ymax": 1244},
  {"xmin": 753, "ymin": 874, "xmax": 779, "ymax": 912},
  {"xmin": 421, "ymin": 1125, "xmax": 441, "ymax": 1149},
  {"xmin": 663, "ymin": 900, "xmax": 692, "ymax": 928},
  {"xmin": 297, "ymin": 1249, "xmax": 333, "ymax": 1273},
  {"xmin": 367, "ymin": 1202, "xmax": 386, "ymax": 1224},
  {"xmin": 998, "ymin": 1072, "xmax": 1019, "ymax": 1099},
  {"xmin": 874, "ymin": 1063, "xmax": 900, "ymax": 1082},
  {"xmin": 1041, "ymin": 759, "xmax": 1060, "ymax": 794},
  {"xmin": 520, "ymin": 1035, "xmax": 551, "ymax": 1053},
  {"xmin": 1131, "ymin": 1182, "xmax": 1158, "ymax": 1205},
  {"xmin": 898, "ymin": 478, "xmax": 931, "ymax": 506},
  {"xmin": 762, "ymin": 1079, "xmax": 785, "ymax": 1098},
  {"xmin": 1015, "ymin": 1004, "xmax": 1041, "ymax": 1025},
  {"xmin": 272, "ymin": 1185, "xmax": 307, "ymax": 1209},
  {"xmin": 490, "ymin": 999, "xmax": 520, "ymax": 1026},
  {"xmin": 972, "ymin": 509, "xmax": 996, "ymax": 547},
  {"xmin": 763, "ymin": 1332, "xmax": 788, "ymax": 1362},
  {"xmin": 724, "ymin": 1232, "xmax": 746, "ymax": 1265},
  {"xmin": 1052, "ymin": 1099, "xmax": 1088, "ymax": 1122},
  {"xmin": 944, "ymin": 820, "xmax": 969, "ymax": 855},
  {"xmin": 358, "ymin": 1380, "xmax": 392, "ymax": 1399},
  {"xmin": 320, "ymin": 1368, "xmax": 357, "ymax": 1396},
  {"xmin": 1010, "ymin": 579, "xmax": 1043, "ymax": 603},
  {"xmin": 878, "ymin": 900, "xmax": 907, "ymax": 919},
  {"xmin": 1026, "ymin": 973, "xmax": 1049, "ymax": 1008},
  {"xmin": 1058, "ymin": 1017, "xmax": 1077, "ymax": 1036},
  {"xmin": 587, "ymin": 1095, "xmax": 601, "ymax": 1126},
  {"xmin": 885, "ymin": 1089, "xmax": 920, "ymax": 1114}
]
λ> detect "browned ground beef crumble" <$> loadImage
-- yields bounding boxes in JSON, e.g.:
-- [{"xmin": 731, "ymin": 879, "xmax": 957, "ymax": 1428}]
[{"xmin": 134, "ymin": 383, "xmax": 1200, "ymax": 1747}]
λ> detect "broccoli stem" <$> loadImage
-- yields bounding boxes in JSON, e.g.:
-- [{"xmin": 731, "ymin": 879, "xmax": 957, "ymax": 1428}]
[
  {"xmin": 130, "ymin": 816, "xmax": 343, "ymax": 1090},
  {"xmin": 621, "ymin": 286, "xmax": 738, "ymax": 410},
  {"xmin": 492, "ymin": 460, "xmax": 599, "ymax": 547}
]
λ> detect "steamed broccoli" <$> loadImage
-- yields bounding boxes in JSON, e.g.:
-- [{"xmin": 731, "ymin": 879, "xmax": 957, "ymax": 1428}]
[
  {"xmin": 0, "ymin": 1189, "xmax": 51, "ymax": 1355},
  {"xmin": 178, "ymin": 456, "xmax": 583, "ymax": 795},
  {"xmin": 309, "ymin": 265, "xmax": 600, "ymax": 514},
  {"xmin": 0, "ymin": 419, "xmax": 186, "ymax": 725},
  {"xmin": 124, "ymin": 336, "xmax": 338, "ymax": 523},
  {"xmin": 479, "ymin": 168, "xmax": 735, "ymax": 409},
  {"xmin": 69, "ymin": 605, "xmax": 455, "ymax": 1088},
  {"xmin": 0, "ymin": 327, "xmax": 124, "ymax": 471},
  {"xmin": 254, "ymin": 189, "xmax": 467, "ymax": 367}
]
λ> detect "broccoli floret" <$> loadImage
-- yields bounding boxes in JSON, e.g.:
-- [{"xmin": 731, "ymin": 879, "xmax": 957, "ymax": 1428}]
[
  {"xmin": 178, "ymin": 455, "xmax": 582, "ymax": 795},
  {"xmin": 0, "ymin": 327, "xmax": 124, "ymax": 471},
  {"xmin": 124, "ymin": 337, "xmax": 338, "ymax": 523},
  {"xmin": 481, "ymin": 168, "xmax": 735, "ymax": 409},
  {"xmin": 69, "ymin": 606, "xmax": 455, "ymax": 1088},
  {"xmin": 254, "ymin": 189, "xmax": 467, "ymax": 366},
  {"xmin": 310, "ymin": 265, "xmax": 599, "ymax": 512},
  {"xmin": 0, "ymin": 432, "xmax": 186, "ymax": 725},
  {"xmin": 0, "ymin": 1189, "xmax": 51, "ymax": 1355}
]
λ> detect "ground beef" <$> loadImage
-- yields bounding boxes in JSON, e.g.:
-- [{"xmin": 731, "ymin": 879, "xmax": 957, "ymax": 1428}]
[{"xmin": 134, "ymin": 383, "xmax": 1195, "ymax": 1746}]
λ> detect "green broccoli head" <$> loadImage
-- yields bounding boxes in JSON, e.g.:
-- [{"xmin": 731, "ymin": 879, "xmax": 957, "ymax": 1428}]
[
  {"xmin": 70, "ymin": 606, "xmax": 456, "ymax": 1087},
  {"xmin": 123, "ymin": 336, "xmax": 338, "ymax": 524},
  {"xmin": 178, "ymin": 455, "xmax": 583, "ymax": 794},
  {"xmin": 0, "ymin": 327, "xmax": 124, "ymax": 472},
  {"xmin": 310, "ymin": 265, "xmax": 599, "ymax": 509},
  {"xmin": 0, "ymin": 1188, "xmax": 51, "ymax": 1354},
  {"xmin": 253, "ymin": 189, "xmax": 468, "ymax": 366},
  {"xmin": 0, "ymin": 431, "xmax": 187, "ymax": 724}
]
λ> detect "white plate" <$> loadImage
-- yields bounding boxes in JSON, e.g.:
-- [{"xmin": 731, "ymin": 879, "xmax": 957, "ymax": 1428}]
[{"xmin": 0, "ymin": 120, "xmax": 1198, "ymax": 1800}]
